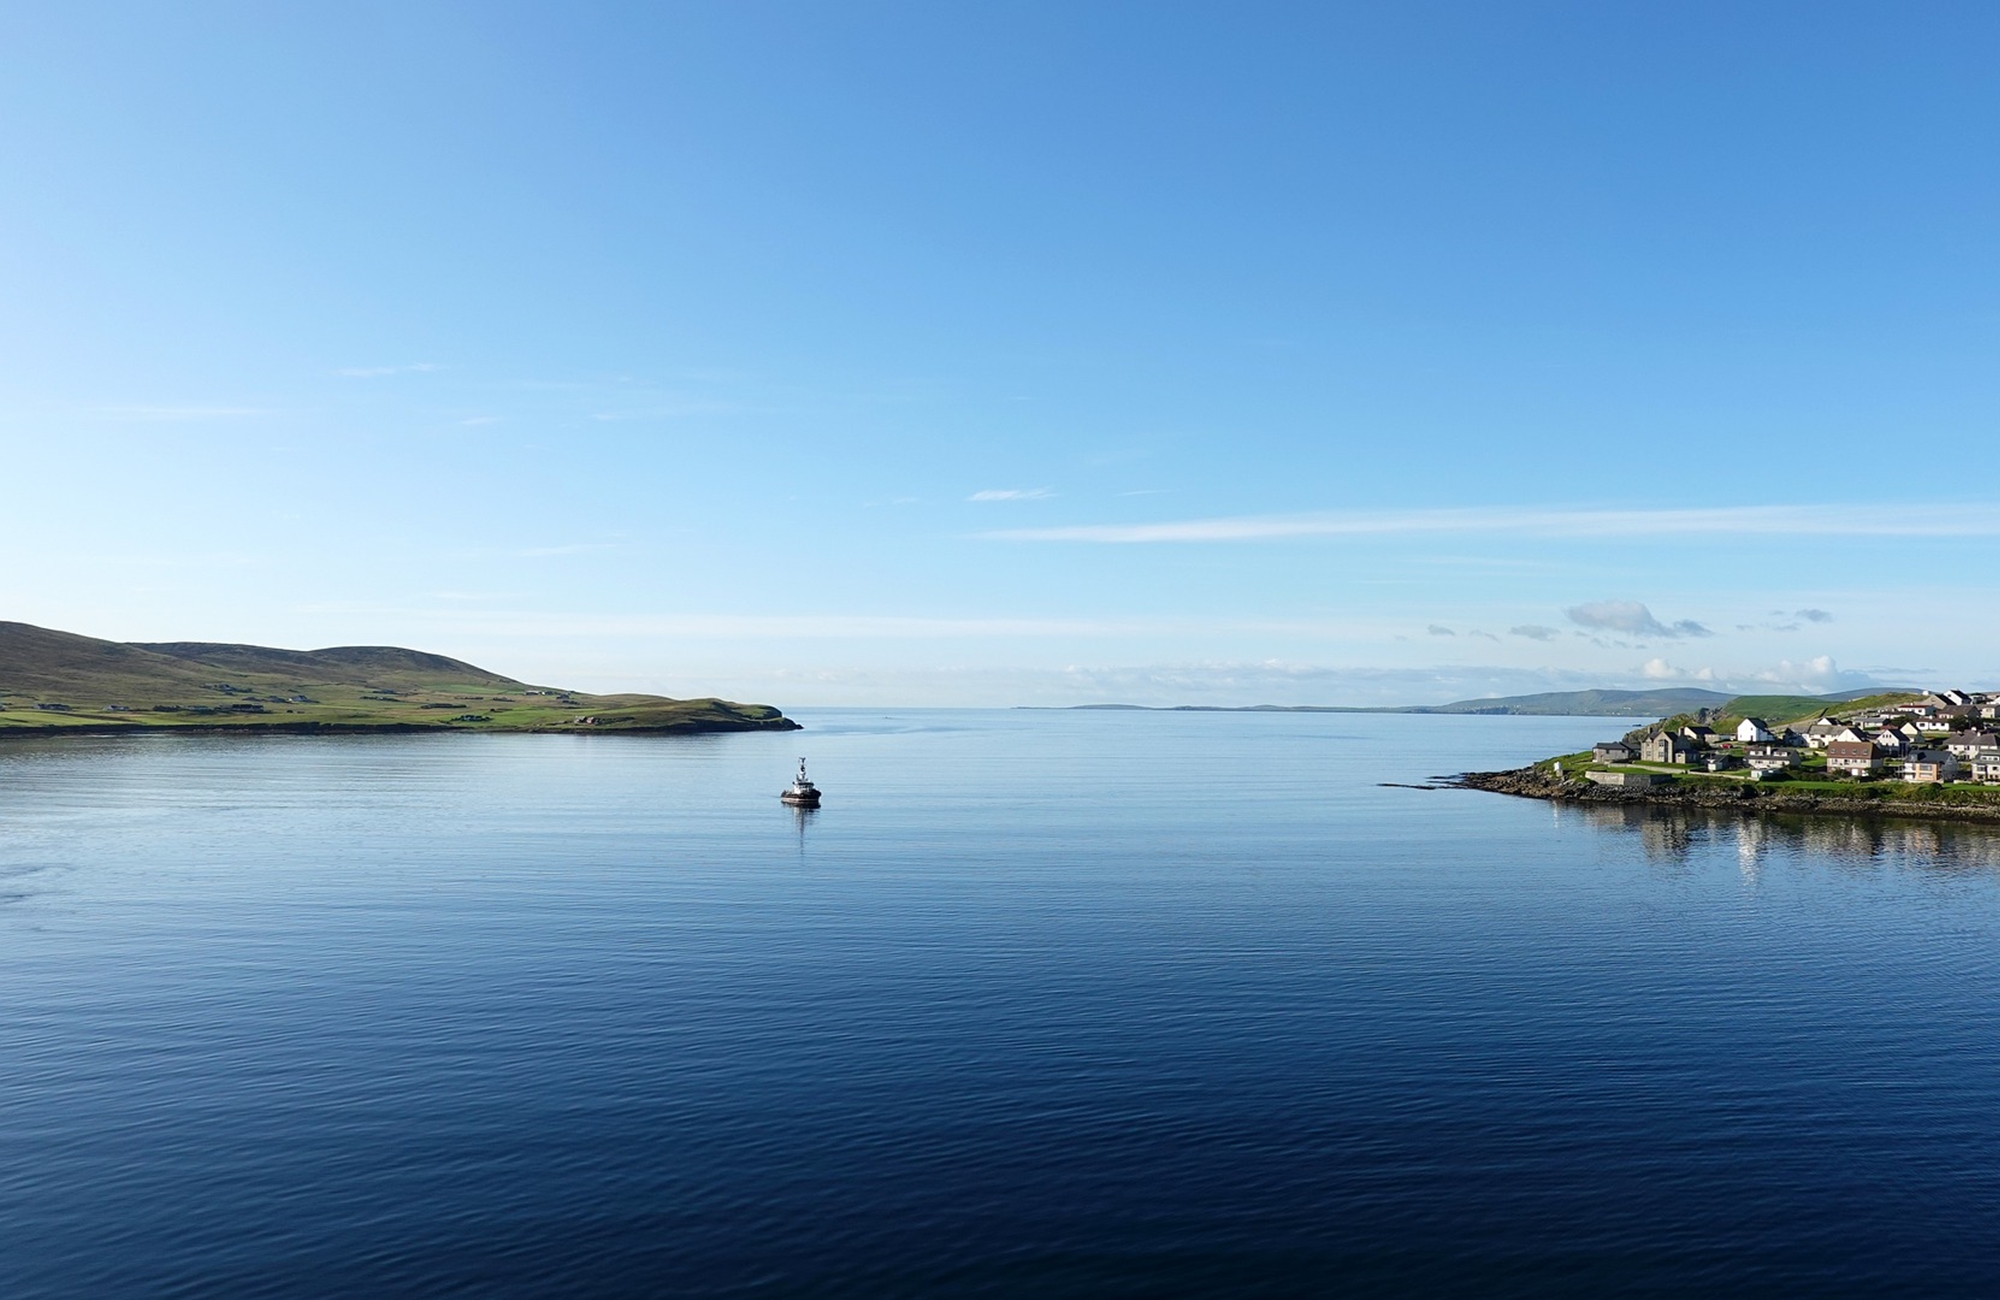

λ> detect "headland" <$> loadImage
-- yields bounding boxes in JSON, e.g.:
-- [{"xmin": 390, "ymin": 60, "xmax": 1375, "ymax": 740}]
[
  {"xmin": 0, "ymin": 621, "xmax": 798, "ymax": 737},
  {"xmin": 1461, "ymin": 688, "xmax": 2000, "ymax": 825}
]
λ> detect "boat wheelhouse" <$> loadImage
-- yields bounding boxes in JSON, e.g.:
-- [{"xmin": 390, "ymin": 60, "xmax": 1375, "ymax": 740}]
[{"xmin": 780, "ymin": 758, "xmax": 822, "ymax": 806}]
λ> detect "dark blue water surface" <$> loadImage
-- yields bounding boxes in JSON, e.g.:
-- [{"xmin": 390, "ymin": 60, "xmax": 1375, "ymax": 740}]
[{"xmin": 7, "ymin": 710, "xmax": 2000, "ymax": 1296}]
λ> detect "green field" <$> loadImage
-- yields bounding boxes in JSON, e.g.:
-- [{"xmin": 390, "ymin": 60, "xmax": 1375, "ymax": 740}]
[{"xmin": 0, "ymin": 621, "xmax": 796, "ymax": 736}]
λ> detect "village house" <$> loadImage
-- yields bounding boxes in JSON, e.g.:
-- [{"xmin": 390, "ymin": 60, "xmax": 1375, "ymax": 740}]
[
  {"xmin": 1744, "ymin": 743, "xmax": 1800, "ymax": 774},
  {"xmin": 1973, "ymin": 757, "xmax": 2000, "ymax": 784},
  {"xmin": 1903, "ymin": 750, "xmax": 1961, "ymax": 784},
  {"xmin": 1702, "ymin": 752, "xmax": 1739, "ymax": 772},
  {"xmin": 1641, "ymin": 733, "xmax": 1697, "ymax": 765},
  {"xmin": 1592, "ymin": 742, "xmax": 1635, "ymax": 764},
  {"xmin": 1736, "ymin": 717, "xmax": 1775, "ymax": 744},
  {"xmin": 1870, "ymin": 727, "xmax": 1908, "ymax": 753},
  {"xmin": 1945, "ymin": 731, "xmax": 2000, "ymax": 760},
  {"xmin": 1826, "ymin": 740, "xmax": 1881, "ymax": 777},
  {"xmin": 1679, "ymin": 724, "xmax": 1717, "ymax": 745},
  {"xmin": 1802, "ymin": 717, "xmax": 1847, "ymax": 748}
]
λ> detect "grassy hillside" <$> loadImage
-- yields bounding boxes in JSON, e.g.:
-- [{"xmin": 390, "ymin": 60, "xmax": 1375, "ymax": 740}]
[
  {"xmin": 1059, "ymin": 688, "xmax": 1744, "ymax": 716},
  {"xmin": 1718, "ymin": 691, "xmax": 1923, "ymax": 727},
  {"xmin": 1413, "ymin": 688, "xmax": 1737, "ymax": 717},
  {"xmin": 0, "ymin": 622, "xmax": 796, "ymax": 735}
]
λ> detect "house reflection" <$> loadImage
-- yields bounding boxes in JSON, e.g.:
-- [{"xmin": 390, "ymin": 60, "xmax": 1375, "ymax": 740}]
[{"xmin": 1571, "ymin": 802, "xmax": 2000, "ymax": 872}]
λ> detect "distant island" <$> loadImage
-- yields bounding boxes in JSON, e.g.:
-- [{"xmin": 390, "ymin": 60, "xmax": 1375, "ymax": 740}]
[
  {"xmin": 1459, "ymin": 688, "xmax": 2000, "ymax": 824},
  {"xmin": 1043, "ymin": 687, "xmax": 1894, "ymax": 718},
  {"xmin": 0, "ymin": 621, "xmax": 798, "ymax": 736}
]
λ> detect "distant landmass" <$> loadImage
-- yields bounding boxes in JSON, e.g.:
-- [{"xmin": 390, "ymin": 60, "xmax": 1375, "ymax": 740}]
[
  {"xmin": 1056, "ymin": 686, "xmax": 1899, "ymax": 718},
  {"xmin": 0, "ymin": 621, "xmax": 797, "ymax": 735}
]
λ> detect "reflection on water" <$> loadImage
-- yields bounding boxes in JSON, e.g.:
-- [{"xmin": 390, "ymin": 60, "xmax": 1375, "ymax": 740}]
[
  {"xmin": 11, "ymin": 713, "xmax": 2000, "ymax": 1297},
  {"xmin": 788, "ymin": 801, "xmax": 817, "ymax": 853},
  {"xmin": 1573, "ymin": 801, "xmax": 2000, "ymax": 871}
]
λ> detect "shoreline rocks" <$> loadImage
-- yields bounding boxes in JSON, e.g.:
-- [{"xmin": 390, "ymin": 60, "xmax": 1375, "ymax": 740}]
[{"xmin": 1454, "ymin": 767, "xmax": 2000, "ymax": 827}]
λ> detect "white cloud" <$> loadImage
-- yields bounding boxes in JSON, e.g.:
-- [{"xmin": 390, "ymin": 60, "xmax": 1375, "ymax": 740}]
[
  {"xmin": 1640, "ymin": 654, "xmax": 1876, "ymax": 694},
  {"xmin": 982, "ymin": 503, "xmax": 2000, "ymax": 543},
  {"xmin": 1750, "ymin": 655, "xmax": 1845, "ymax": 690},
  {"xmin": 1567, "ymin": 600, "xmax": 1712, "ymax": 639},
  {"xmin": 969, "ymin": 487, "xmax": 1055, "ymax": 501},
  {"xmin": 1640, "ymin": 658, "xmax": 1718, "ymax": 681}
]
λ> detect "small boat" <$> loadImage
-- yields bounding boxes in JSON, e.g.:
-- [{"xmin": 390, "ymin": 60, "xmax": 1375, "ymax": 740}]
[{"xmin": 780, "ymin": 758, "xmax": 822, "ymax": 806}]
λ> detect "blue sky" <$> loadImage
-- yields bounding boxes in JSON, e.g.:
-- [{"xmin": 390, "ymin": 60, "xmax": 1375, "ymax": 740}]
[{"xmin": 3, "ymin": 2, "xmax": 1996, "ymax": 705}]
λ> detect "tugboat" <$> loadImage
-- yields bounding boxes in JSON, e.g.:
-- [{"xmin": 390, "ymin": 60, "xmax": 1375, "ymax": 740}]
[{"xmin": 780, "ymin": 758, "xmax": 822, "ymax": 807}]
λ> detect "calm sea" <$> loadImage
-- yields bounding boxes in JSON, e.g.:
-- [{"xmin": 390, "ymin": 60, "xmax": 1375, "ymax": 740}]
[{"xmin": 6, "ymin": 710, "xmax": 2000, "ymax": 1297}]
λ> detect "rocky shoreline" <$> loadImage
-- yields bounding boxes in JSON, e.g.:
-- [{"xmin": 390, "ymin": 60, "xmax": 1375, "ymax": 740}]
[{"xmin": 1455, "ymin": 766, "xmax": 2000, "ymax": 826}]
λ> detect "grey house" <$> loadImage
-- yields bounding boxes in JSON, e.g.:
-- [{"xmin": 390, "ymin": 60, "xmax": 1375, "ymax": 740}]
[{"xmin": 1641, "ymin": 733, "xmax": 1697, "ymax": 765}]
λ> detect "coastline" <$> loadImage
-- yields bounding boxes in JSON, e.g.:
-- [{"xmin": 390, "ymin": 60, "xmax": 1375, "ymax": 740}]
[
  {"xmin": 1456, "ymin": 766, "xmax": 2000, "ymax": 827},
  {"xmin": 0, "ymin": 716, "xmax": 802, "ymax": 740}
]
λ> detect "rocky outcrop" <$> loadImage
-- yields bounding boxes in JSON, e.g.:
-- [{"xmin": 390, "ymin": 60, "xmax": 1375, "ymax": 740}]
[{"xmin": 1455, "ymin": 767, "xmax": 2000, "ymax": 825}]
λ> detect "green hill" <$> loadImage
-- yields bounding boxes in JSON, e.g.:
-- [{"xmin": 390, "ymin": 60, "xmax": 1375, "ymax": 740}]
[
  {"xmin": 1063, "ymin": 688, "xmax": 1741, "ymax": 717},
  {"xmin": 0, "ymin": 621, "xmax": 796, "ymax": 735},
  {"xmin": 1411, "ymin": 688, "xmax": 1738, "ymax": 716},
  {"xmin": 1716, "ymin": 691, "xmax": 1923, "ymax": 727}
]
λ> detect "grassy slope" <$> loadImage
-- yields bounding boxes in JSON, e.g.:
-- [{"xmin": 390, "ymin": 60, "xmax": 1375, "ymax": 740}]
[
  {"xmin": 1416, "ymin": 688, "xmax": 1738, "ymax": 716},
  {"xmin": 1714, "ymin": 691, "xmax": 1923, "ymax": 728},
  {"xmin": 0, "ymin": 622, "xmax": 793, "ymax": 735}
]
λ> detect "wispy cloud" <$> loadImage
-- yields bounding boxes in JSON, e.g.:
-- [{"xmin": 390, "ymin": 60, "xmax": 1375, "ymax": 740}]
[
  {"xmin": 1567, "ymin": 600, "xmax": 1712, "ymax": 639},
  {"xmin": 589, "ymin": 396, "xmax": 745, "ymax": 421},
  {"xmin": 1798, "ymin": 608, "xmax": 1835, "ymax": 623},
  {"xmin": 982, "ymin": 504, "xmax": 2000, "ymax": 542},
  {"xmin": 1510, "ymin": 624, "xmax": 1561, "ymax": 641},
  {"xmin": 336, "ymin": 363, "xmax": 441, "ymax": 377},
  {"xmin": 1427, "ymin": 624, "xmax": 1456, "ymax": 637},
  {"xmin": 91, "ymin": 405, "xmax": 269, "ymax": 421},
  {"xmin": 969, "ymin": 487, "xmax": 1055, "ymax": 502},
  {"xmin": 282, "ymin": 607, "xmax": 1414, "ymax": 642},
  {"xmin": 513, "ymin": 543, "xmax": 625, "ymax": 558}
]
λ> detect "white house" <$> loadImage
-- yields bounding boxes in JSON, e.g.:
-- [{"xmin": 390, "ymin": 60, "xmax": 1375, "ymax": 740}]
[
  {"xmin": 1872, "ymin": 728, "xmax": 1909, "ymax": 753},
  {"xmin": 1946, "ymin": 731, "xmax": 2000, "ymax": 759},
  {"xmin": 1744, "ymin": 743, "xmax": 1799, "ymax": 774},
  {"xmin": 1736, "ymin": 717, "xmax": 1775, "ymax": 744}
]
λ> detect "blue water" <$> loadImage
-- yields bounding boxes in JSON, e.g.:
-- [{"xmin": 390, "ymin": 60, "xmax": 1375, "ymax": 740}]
[{"xmin": 7, "ymin": 709, "xmax": 2000, "ymax": 1296}]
